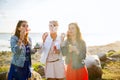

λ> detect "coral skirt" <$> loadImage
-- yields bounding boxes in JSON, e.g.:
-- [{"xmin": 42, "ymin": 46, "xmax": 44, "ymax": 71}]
[{"xmin": 65, "ymin": 63, "xmax": 88, "ymax": 80}]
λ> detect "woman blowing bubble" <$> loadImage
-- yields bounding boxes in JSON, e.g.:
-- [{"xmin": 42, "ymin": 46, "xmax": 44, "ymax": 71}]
[
  {"xmin": 8, "ymin": 20, "xmax": 36, "ymax": 80},
  {"xmin": 38, "ymin": 20, "xmax": 65, "ymax": 80},
  {"xmin": 61, "ymin": 23, "xmax": 88, "ymax": 80}
]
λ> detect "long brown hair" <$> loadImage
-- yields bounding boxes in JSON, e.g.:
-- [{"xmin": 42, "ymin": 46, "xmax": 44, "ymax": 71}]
[
  {"xmin": 14, "ymin": 20, "xmax": 29, "ymax": 45},
  {"xmin": 67, "ymin": 23, "xmax": 83, "ymax": 42}
]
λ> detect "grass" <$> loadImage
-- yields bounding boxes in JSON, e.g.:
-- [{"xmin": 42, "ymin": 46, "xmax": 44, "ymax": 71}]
[
  {"xmin": 102, "ymin": 61, "xmax": 120, "ymax": 80},
  {"xmin": 32, "ymin": 62, "xmax": 45, "ymax": 72},
  {"xmin": 0, "ymin": 50, "xmax": 120, "ymax": 80},
  {"xmin": 0, "ymin": 66, "xmax": 9, "ymax": 73},
  {"xmin": 0, "ymin": 51, "xmax": 11, "ymax": 73}
]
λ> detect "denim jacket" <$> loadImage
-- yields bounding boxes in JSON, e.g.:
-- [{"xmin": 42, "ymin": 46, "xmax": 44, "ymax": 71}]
[
  {"xmin": 61, "ymin": 40, "xmax": 86, "ymax": 69},
  {"xmin": 10, "ymin": 35, "xmax": 33, "ymax": 67}
]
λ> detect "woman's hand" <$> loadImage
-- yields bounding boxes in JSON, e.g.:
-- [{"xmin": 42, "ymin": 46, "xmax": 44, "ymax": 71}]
[
  {"xmin": 53, "ymin": 44, "xmax": 60, "ymax": 54},
  {"xmin": 20, "ymin": 28, "xmax": 26, "ymax": 41},
  {"xmin": 72, "ymin": 46, "xmax": 79, "ymax": 55},
  {"xmin": 17, "ymin": 39, "xmax": 22, "ymax": 46},
  {"xmin": 61, "ymin": 33, "xmax": 65, "ymax": 41},
  {"xmin": 69, "ymin": 45, "xmax": 79, "ymax": 54},
  {"xmin": 54, "ymin": 49, "xmax": 60, "ymax": 54},
  {"xmin": 42, "ymin": 32, "xmax": 48, "ymax": 43}
]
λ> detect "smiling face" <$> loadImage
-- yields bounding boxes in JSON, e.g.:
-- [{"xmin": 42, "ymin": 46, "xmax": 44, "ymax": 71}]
[
  {"xmin": 49, "ymin": 21, "xmax": 58, "ymax": 33},
  {"xmin": 67, "ymin": 24, "xmax": 77, "ymax": 37},
  {"xmin": 18, "ymin": 22, "xmax": 29, "ymax": 34},
  {"xmin": 67, "ymin": 23, "xmax": 82, "ymax": 41}
]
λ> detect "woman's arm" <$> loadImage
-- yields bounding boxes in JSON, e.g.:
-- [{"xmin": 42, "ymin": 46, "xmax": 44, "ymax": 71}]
[
  {"xmin": 28, "ymin": 37, "xmax": 38, "ymax": 54},
  {"xmin": 79, "ymin": 40, "xmax": 86, "ymax": 60},
  {"xmin": 61, "ymin": 40, "xmax": 68, "ymax": 56},
  {"xmin": 71, "ymin": 40, "xmax": 86, "ymax": 59},
  {"xmin": 10, "ymin": 36, "xmax": 23, "ymax": 54}
]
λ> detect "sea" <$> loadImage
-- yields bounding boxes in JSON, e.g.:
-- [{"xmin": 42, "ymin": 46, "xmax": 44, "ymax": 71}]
[{"xmin": 0, "ymin": 33, "xmax": 119, "ymax": 51}]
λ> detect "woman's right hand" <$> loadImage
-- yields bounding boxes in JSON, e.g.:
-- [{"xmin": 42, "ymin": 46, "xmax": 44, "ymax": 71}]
[
  {"xmin": 20, "ymin": 28, "xmax": 26, "ymax": 41},
  {"xmin": 17, "ymin": 28, "xmax": 26, "ymax": 46},
  {"xmin": 68, "ymin": 44, "xmax": 73, "ymax": 53},
  {"xmin": 61, "ymin": 33, "xmax": 65, "ymax": 41},
  {"xmin": 42, "ymin": 32, "xmax": 48, "ymax": 43}
]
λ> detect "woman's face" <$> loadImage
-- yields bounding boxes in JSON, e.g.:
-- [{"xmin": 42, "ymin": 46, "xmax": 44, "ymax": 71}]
[
  {"xmin": 67, "ymin": 24, "xmax": 77, "ymax": 37},
  {"xmin": 18, "ymin": 22, "xmax": 29, "ymax": 34},
  {"xmin": 49, "ymin": 22, "xmax": 58, "ymax": 33}
]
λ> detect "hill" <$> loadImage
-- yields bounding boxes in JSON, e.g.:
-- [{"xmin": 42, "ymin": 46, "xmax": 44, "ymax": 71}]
[{"xmin": 87, "ymin": 41, "xmax": 120, "ymax": 54}]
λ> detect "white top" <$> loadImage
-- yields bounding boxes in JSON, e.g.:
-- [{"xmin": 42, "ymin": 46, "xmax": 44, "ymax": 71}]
[
  {"xmin": 39, "ymin": 33, "xmax": 62, "ymax": 64},
  {"xmin": 47, "ymin": 40, "xmax": 60, "ymax": 61}
]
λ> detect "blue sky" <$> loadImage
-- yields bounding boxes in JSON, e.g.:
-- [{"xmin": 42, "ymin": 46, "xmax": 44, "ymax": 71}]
[{"xmin": 0, "ymin": 0, "xmax": 120, "ymax": 35}]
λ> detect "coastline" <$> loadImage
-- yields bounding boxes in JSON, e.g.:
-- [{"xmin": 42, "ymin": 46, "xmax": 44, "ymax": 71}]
[{"xmin": 1, "ymin": 40, "xmax": 120, "ymax": 53}]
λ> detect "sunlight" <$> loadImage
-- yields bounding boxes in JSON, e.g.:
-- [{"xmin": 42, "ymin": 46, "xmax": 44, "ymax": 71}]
[{"xmin": 0, "ymin": 0, "xmax": 120, "ymax": 45}]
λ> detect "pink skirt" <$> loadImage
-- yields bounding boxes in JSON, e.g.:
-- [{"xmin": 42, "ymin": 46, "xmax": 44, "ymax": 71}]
[{"xmin": 45, "ymin": 60, "xmax": 65, "ymax": 78}]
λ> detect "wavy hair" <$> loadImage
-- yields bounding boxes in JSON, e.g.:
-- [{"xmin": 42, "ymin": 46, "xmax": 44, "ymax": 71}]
[
  {"xmin": 67, "ymin": 23, "xmax": 83, "ymax": 42},
  {"xmin": 14, "ymin": 20, "xmax": 29, "ymax": 45}
]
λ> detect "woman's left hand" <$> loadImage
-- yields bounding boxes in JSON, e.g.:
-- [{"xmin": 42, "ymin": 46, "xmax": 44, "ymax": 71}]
[{"xmin": 72, "ymin": 46, "xmax": 79, "ymax": 55}]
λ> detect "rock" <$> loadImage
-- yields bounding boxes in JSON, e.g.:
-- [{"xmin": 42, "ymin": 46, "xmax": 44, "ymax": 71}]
[
  {"xmin": 110, "ymin": 53, "xmax": 120, "ymax": 58},
  {"xmin": 87, "ymin": 65, "xmax": 102, "ymax": 80},
  {"xmin": 109, "ymin": 53, "xmax": 120, "ymax": 61},
  {"xmin": 107, "ymin": 50, "xmax": 116, "ymax": 53},
  {"xmin": 35, "ymin": 65, "xmax": 45, "ymax": 78},
  {"xmin": 85, "ymin": 55, "xmax": 102, "ymax": 80},
  {"xmin": 31, "ymin": 70, "xmax": 42, "ymax": 80},
  {"xmin": 85, "ymin": 55, "xmax": 101, "ymax": 68},
  {"xmin": 96, "ymin": 53, "xmax": 107, "ymax": 61}
]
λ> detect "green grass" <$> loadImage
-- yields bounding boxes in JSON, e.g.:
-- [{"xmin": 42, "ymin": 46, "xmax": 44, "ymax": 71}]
[
  {"xmin": 0, "ymin": 66, "xmax": 9, "ymax": 73},
  {"xmin": 32, "ymin": 62, "xmax": 45, "ymax": 72},
  {"xmin": 32, "ymin": 62, "xmax": 46, "ymax": 80},
  {"xmin": 102, "ymin": 61, "xmax": 120, "ymax": 80},
  {"xmin": 0, "ymin": 50, "xmax": 120, "ymax": 80}
]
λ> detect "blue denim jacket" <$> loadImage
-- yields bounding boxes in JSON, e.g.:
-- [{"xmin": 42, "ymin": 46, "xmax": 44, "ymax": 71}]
[{"xmin": 10, "ymin": 35, "xmax": 32, "ymax": 67}]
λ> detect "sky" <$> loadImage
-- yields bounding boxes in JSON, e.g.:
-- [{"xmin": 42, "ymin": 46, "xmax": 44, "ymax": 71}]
[{"xmin": 0, "ymin": 0, "xmax": 120, "ymax": 45}]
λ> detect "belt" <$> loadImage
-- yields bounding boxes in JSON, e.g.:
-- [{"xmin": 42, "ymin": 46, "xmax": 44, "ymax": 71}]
[{"xmin": 47, "ymin": 59, "xmax": 60, "ymax": 63}]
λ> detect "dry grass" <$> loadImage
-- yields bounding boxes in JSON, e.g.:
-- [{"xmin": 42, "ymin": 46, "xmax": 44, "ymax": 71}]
[
  {"xmin": 0, "ymin": 51, "xmax": 11, "ymax": 72},
  {"xmin": 102, "ymin": 61, "xmax": 120, "ymax": 80}
]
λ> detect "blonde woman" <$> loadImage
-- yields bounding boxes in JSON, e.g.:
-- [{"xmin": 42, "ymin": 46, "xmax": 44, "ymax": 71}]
[{"xmin": 39, "ymin": 21, "xmax": 65, "ymax": 80}]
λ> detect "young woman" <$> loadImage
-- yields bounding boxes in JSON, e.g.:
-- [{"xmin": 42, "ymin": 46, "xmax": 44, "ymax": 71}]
[
  {"xmin": 39, "ymin": 20, "xmax": 65, "ymax": 80},
  {"xmin": 61, "ymin": 23, "xmax": 88, "ymax": 80},
  {"xmin": 8, "ymin": 20, "xmax": 36, "ymax": 80}
]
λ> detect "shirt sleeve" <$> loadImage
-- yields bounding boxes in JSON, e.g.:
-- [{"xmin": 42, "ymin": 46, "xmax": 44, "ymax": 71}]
[
  {"xmin": 10, "ymin": 36, "xmax": 22, "ymax": 54},
  {"xmin": 78, "ymin": 40, "xmax": 86, "ymax": 60},
  {"xmin": 61, "ymin": 40, "xmax": 68, "ymax": 56}
]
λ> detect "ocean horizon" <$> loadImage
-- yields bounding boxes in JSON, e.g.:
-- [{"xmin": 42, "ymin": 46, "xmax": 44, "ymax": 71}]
[{"xmin": 0, "ymin": 33, "xmax": 119, "ymax": 51}]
